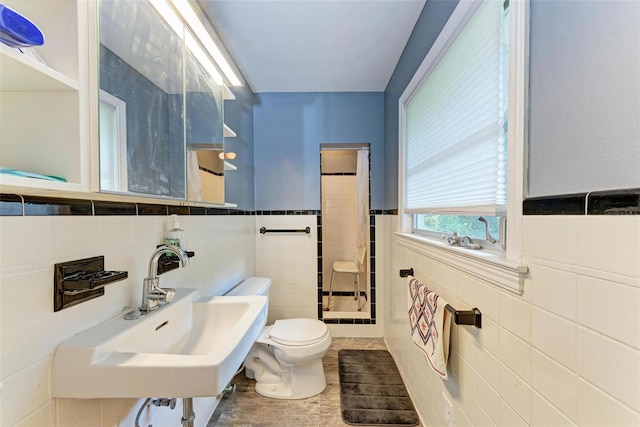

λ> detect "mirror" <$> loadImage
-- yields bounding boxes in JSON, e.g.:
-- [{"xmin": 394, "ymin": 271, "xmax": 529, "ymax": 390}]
[
  {"xmin": 184, "ymin": 30, "xmax": 225, "ymax": 203},
  {"xmin": 98, "ymin": 0, "xmax": 225, "ymax": 203}
]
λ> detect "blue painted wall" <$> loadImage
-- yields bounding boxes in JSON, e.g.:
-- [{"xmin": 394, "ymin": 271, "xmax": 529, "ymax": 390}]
[
  {"xmin": 224, "ymin": 84, "xmax": 256, "ymax": 209},
  {"xmin": 528, "ymin": 0, "xmax": 640, "ymax": 196},
  {"xmin": 383, "ymin": 0, "xmax": 459, "ymax": 210},
  {"xmin": 384, "ymin": 0, "xmax": 639, "ymax": 206},
  {"xmin": 253, "ymin": 92, "xmax": 384, "ymax": 210}
]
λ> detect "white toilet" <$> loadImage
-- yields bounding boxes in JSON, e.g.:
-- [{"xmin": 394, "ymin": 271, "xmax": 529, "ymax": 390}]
[{"xmin": 227, "ymin": 277, "xmax": 331, "ymax": 399}]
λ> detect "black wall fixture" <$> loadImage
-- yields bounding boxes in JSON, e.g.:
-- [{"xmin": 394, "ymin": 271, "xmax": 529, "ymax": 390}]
[
  {"xmin": 156, "ymin": 250, "xmax": 195, "ymax": 275},
  {"xmin": 54, "ymin": 256, "xmax": 128, "ymax": 312}
]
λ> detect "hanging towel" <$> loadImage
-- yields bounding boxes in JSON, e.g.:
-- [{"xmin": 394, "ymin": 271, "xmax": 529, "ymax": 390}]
[{"xmin": 407, "ymin": 276, "xmax": 452, "ymax": 379}]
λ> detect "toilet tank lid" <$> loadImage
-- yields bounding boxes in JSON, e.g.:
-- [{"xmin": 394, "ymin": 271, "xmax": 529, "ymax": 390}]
[
  {"xmin": 226, "ymin": 277, "xmax": 271, "ymax": 296},
  {"xmin": 270, "ymin": 319, "xmax": 328, "ymax": 346}
]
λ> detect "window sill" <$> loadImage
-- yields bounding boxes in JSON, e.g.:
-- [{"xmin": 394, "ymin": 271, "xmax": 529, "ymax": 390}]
[{"xmin": 394, "ymin": 232, "xmax": 528, "ymax": 294}]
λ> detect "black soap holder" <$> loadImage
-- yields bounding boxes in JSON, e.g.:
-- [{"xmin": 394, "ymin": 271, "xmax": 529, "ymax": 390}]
[
  {"xmin": 54, "ymin": 256, "xmax": 128, "ymax": 312},
  {"xmin": 156, "ymin": 246, "xmax": 195, "ymax": 275}
]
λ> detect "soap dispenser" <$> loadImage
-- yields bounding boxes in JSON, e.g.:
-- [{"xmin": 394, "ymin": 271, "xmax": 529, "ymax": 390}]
[{"xmin": 165, "ymin": 214, "xmax": 187, "ymax": 250}]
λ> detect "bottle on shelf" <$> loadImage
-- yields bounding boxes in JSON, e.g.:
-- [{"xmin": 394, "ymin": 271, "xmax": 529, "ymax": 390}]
[{"xmin": 164, "ymin": 214, "xmax": 187, "ymax": 251}]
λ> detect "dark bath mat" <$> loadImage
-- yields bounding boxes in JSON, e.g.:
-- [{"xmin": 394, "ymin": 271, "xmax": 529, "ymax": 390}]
[{"xmin": 339, "ymin": 349, "xmax": 419, "ymax": 426}]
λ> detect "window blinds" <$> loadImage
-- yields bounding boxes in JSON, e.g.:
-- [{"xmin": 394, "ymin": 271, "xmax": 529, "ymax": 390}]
[{"xmin": 404, "ymin": 0, "xmax": 507, "ymax": 215}]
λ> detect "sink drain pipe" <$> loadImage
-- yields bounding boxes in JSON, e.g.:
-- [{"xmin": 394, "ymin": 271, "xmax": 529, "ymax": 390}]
[{"xmin": 182, "ymin": 398, "xmax": 195, "ymax": 427}]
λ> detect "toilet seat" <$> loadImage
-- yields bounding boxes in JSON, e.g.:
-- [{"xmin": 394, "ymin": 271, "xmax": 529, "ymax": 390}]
[{"xmin": 270, "ymin": 319, "xmax": 328, "ymax": 346}]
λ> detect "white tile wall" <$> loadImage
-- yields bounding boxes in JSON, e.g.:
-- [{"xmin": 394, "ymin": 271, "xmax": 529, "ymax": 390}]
[
  {"xmin": 5, "ymin": 206, "xmax": 635, "ymax": 427},
  {"xmin": 256, "ymin": 215, "xmax": 318, "ymax": 322},
  {"xmin": 531, "ymin": 389, "xmax": 577, "ymax": 427},
  {"xmin": 0, "ymin": 214, "xmax": 255, "ymax": 426},
  {"xmin": 576, "ymin": 378, "xmax": 640, "ymax": 427},
  {"xmin": 321, "ymin": 176, "xmax": 360, "ymax": 291},
  {"xmin": 384, "ymin": 215, "xmax": 640, "ymax": 426}
]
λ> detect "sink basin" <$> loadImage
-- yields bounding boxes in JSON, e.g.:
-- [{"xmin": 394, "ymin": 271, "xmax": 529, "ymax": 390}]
[{"xmin": 51, "ymin": 289, "xmax": 268, "ymax": 398}]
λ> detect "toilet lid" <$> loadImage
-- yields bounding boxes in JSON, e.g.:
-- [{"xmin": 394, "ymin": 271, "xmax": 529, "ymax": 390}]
[{"xmin": 269, "ymin": 319, "xmax": 328, "ymax": 346}]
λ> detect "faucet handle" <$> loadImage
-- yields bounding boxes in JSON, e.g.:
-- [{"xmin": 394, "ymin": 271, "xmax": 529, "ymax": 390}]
[
  {"xmin": 446, "ymin": 232, "xmax": 461, "ymax": 246},
  {"xmin": 161, "ymin": 288, "xmax": 176, "ymax": 302},
  {"xmin": 148, "ymin": 286, "xmax": 176, "ymax": 302}
]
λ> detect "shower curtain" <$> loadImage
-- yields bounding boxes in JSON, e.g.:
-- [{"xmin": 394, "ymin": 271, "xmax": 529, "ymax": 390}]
[{"xmin": 356, "ymin": 148, "xmax": 369, "ymax": 260}]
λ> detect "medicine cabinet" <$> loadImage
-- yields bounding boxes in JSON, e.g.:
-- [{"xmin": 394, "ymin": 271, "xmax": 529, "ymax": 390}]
[{"xmin": 98, "ymin": 0, "xmax": 232, "ymax": 204}]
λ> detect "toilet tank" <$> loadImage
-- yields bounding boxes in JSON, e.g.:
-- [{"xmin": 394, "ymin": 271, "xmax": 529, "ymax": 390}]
[{"xmin": 226, "ymin": 277, "xmax": 271, "ymax": 298}]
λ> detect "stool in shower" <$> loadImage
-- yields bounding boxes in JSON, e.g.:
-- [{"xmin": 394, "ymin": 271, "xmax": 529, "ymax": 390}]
[{"xmin": 328, "ymin": 246, "xmax": 367, "ymax": 311}]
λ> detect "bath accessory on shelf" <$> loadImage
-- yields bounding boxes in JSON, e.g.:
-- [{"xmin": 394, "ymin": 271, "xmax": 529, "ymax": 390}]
[
  {"xmin": 0, "ymin": 4, "xmax": 45, "ymax": 47},
  {"xmin": 399, "ymin": 268, "xmax": 482, "ymax": 328},
  {"xmin": 259, "ymin": 226, "xmax": 311, "ymax": 234},
  {"xmin": 155, "ymin": 245, "xmax": 195, "ymax": 275}
]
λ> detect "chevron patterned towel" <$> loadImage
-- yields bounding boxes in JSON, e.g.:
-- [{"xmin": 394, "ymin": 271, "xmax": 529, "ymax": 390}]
[{"xmin": 407, "ymin": 276, "xmax": 452, "ymax": 379}]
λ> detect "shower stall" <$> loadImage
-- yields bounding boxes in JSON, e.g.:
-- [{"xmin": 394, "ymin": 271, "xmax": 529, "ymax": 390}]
[{"xmin": 320, "ymin": 144, "xmax": 370, "ymax": 319}]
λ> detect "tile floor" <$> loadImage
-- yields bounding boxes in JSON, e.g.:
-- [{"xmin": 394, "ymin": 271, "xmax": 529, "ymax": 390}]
[{"xmin": 207, "ymin": 337, "xmax": 420, "ymax": 427}]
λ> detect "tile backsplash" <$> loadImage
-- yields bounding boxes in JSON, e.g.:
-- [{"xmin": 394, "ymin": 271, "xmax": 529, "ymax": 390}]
[
  {"xmin": 385, "ymin": 215, "xmax": 640, "ymax": 426},
  {"xmin": 0, "ymin": 208, "xmax": 256, "ymax": 426},
  {"xmin": 4, "ymin": 189, "xmax": 636, "ymax": 426}
]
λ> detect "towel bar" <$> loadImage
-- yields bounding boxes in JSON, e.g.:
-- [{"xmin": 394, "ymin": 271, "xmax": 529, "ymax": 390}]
[
  {"xmin": 260, "ymin": 226, "xmax": 311, "ymax": 234},
  {"xmin": 444, "ymin": 305, "xmax": 482, "ymax": 328},
  {"xmin": 399, "ymin": 268, "xmax": 414, "ymax": 278},
  {"xmin": 400, "ymin": 267, "xmax": 482, "ymax": 328}
]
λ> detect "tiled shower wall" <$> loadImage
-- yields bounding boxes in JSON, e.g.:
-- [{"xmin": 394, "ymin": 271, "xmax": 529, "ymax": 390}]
[
  {"xmin": 321, "ymin": 175, "xmax": 359, "ymax": 291},
  {"xmin": 384, "ymin": 215, "xmax": 640, "ymax": 426},
  {"xmin": 0, "ymin": 210, "xmax": 256, "ymax": 426}
]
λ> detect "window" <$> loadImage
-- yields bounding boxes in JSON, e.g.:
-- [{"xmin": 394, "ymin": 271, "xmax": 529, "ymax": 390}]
[
  {"xmin": 99, "ymin": 90, "xmax": 128, "ymax": 193},
  {"xmin": 401, "ymin": 0, "xmax": 515, "ymax": 252},
  {"xmin": 414, "ymin": 214, "xmax": 502, "ymax": 241}
]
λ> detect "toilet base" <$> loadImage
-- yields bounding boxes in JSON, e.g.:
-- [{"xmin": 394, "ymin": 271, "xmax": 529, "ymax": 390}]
[{"xmin": 252, "ymin": 359, "xmax": 327, "ymax": 400}]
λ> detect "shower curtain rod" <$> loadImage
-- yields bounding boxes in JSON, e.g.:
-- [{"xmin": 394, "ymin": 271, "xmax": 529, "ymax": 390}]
[{"xmin": 319, "ymin": 143, "xmax": 370, "ymax": 151}]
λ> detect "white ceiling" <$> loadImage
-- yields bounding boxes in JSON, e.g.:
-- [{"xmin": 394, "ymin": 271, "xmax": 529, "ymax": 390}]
[{"xmin": 199, "ymin": 0, "xmax": 427, "ymax": 93}]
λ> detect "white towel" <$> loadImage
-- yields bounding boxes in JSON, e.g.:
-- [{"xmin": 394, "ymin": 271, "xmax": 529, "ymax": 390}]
[{"xmin": 407, "ymin": 276, "xmax": 452, "ymax": 379}]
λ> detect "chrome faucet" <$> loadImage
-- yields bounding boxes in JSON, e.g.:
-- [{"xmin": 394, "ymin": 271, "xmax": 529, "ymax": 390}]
[{"xmin": 124, "ymin": 245, "xmax": 189, "ymax": 320}]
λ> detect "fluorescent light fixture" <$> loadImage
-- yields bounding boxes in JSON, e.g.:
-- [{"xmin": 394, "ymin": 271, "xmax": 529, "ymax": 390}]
[
  {"xmin": 185, "ymin": 32, "xmax": 223, "ymax": 85},
  {"xmin": 149, "ymin": 0, "xmax": 182, "ymax": 36},
  {"xmin": 149, "ymin": 0, "xmax": 223, "ymax": 85},
  {"xmin": 169, "ymin": 0, "xmax": 242, "ymax": 86}
]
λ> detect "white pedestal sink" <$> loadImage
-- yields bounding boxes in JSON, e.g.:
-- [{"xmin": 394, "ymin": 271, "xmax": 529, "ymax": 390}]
[{"xmin": 51, "ymin": 288, "xmax": 268, "ymax": 398}]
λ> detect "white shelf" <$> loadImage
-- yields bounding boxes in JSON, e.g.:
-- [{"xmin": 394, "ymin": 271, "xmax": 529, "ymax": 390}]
[
  {"xmin": 0, "ymin": 0, "xmax": 88, "ymax": 197},
  {"xmin": 0, "ymin": 174, "xmax": 84, "ymax": 193},
  {"xmin": 223, "ymin": 161, "xmax": 237, "ymax": 171},
  {"xmin": 0, "ymin": 44, "xmax": 79, "ymax": 92},
  {"xmin": 223, "ymin": 123, "xmax": 236, "ymax": 138}
]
